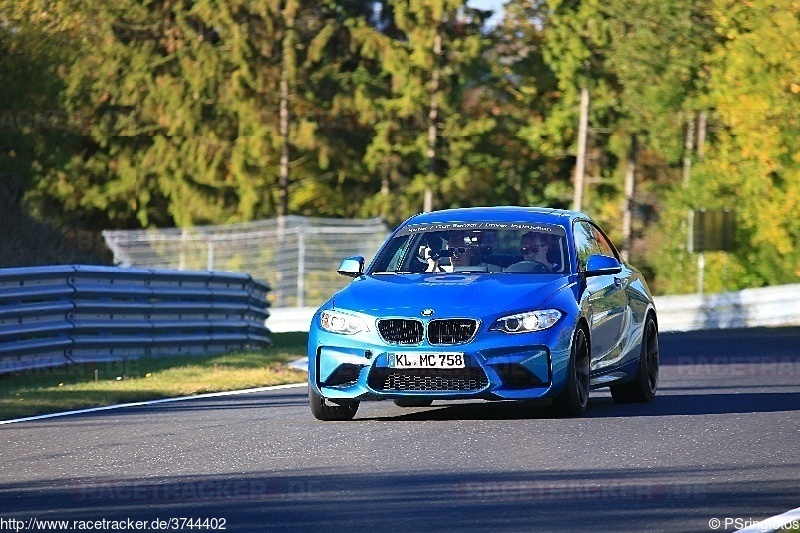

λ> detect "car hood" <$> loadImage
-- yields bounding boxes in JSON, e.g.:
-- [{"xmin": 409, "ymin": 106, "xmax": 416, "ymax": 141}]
[{"xmin": 331, "ymin": 273, "xmax": 569, "ymax": 316}]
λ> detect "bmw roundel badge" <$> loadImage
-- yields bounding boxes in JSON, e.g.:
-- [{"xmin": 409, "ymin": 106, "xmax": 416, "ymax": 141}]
[{"xmin": 421, "ymin": 308, "xmax": 434, "ymax": 317}]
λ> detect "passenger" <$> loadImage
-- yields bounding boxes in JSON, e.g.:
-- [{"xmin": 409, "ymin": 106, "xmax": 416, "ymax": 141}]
[
  {"xmin": 420, "ymin": 230, "xmax": 492, "ymax": 272},
  {"xmin": 447, "ymin": 230, "xmax": 477, "ymax": 269},
  {"xmin": 417, "ymin": 233, "xmax": 447, "ymax": 272}
]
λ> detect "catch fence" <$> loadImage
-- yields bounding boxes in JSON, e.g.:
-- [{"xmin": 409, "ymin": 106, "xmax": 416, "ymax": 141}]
[{"xmin": 102, "ymin": 216, "xmax": 390, "ymax": 307}]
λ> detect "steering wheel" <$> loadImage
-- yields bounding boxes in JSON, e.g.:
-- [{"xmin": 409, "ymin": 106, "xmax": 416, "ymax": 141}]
[{"xmin": 530, "ymin": 261, "xmax": 553, "ymax": 273}]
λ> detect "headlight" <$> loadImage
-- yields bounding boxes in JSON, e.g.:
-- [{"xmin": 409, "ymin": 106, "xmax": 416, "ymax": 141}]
[
  {"xmin": 490, "ymin": 309, "xmax": 562, "ymax": 334},
  {"xmin": 320, "ymin": 310, "xmax": 370, "ymax": 335}
]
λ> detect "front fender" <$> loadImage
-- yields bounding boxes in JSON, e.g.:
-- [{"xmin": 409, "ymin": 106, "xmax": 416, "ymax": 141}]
[{"xmin": 540, "ymin": 282, "xmax": 582, "ymax": 396}]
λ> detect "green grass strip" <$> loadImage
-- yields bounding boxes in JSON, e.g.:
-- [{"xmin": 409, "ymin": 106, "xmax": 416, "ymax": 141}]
[{"xmin": 0, "ymin": 332, "xmax": 308, "ymax": 421}]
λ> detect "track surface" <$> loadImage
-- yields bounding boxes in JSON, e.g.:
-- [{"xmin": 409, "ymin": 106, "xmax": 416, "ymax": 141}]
[{"xmin": 2, "ymin": 327, "xmax": 799, "ymax": 532}]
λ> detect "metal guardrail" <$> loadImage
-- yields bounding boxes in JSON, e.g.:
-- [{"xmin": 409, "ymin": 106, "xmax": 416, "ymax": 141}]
[
  {"xmin": 0, "ymin": 265, "xmax": 271, "ymax": 375},
  {"xmin": 265, "ymin": 284, "xmax": 800, "ymax": 333},
  {"xmin": 654, "ymin": 283, "xmax": 800, "ymax": 332}
]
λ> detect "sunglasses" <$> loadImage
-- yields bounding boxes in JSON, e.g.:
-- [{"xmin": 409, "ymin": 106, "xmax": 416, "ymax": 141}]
[
  {"xmin": 521, "ymin": 245, "xmax": 545, "ymax": 254},
  {"xmin": 444, "ymin": 246, "xmax": 467, "ymax": 256}
]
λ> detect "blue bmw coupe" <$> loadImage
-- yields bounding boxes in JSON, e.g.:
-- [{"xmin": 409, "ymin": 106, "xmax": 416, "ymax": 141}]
[{"xmin": 308, "ymin": 206, "xmax": 659, "ymax": 420}]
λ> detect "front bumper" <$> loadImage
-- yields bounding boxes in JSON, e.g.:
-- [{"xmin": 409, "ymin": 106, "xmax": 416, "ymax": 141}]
[{"xmin": 308, "ymin": 317, "xmax": 575, "ymax": 402}]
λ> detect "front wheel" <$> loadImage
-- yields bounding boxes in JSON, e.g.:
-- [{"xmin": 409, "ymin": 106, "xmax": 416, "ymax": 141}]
[
  {"xmin": 552, "ymin": 327, "xmax": 590, "ymax": 417},
  {"xmin": 610, "ymin": 315, "xmax": 659, "ymax": 403},
  {"xmin": 308, "ymin": 385, "xmax": 359, "ymax": 421}
]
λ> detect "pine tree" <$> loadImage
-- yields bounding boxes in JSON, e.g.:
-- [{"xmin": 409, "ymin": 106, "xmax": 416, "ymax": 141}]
[{"xmin": 348, "ymin": 0, "xmax": 493, "ymax": 223}]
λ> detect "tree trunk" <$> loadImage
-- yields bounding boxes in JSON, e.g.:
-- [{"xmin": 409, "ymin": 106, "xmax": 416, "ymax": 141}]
[
  {"xmin": 572, "ymin": 86, "xmax": 589, "ymax": 211},
  {"xmin": 621, "ymin": 133, "xmax": 637, "ymax": 262},
  {"xmin": 424, "ymin": 31, "xmax": 442, "ymax": 213}
]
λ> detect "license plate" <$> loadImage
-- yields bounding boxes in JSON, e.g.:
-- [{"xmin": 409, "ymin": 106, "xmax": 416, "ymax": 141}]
[{"xmin": 387, "ymin": 352, "xmax": 465, "ymax": 369}]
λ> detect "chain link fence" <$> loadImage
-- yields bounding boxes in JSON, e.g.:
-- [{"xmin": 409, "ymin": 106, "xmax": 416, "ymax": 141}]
[{"xmin": 102, "ymin": 216, "xmax": 390, "ymax": 308}]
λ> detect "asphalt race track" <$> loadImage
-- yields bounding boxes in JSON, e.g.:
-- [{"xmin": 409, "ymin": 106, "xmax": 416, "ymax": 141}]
[{"xmin": 1, "ymin": 327, "xmax": 799, "ymax": 532}]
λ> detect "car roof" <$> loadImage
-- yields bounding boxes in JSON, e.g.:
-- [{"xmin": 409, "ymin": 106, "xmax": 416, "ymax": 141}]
[{"xmin": 404, "ymin": 206, "xmax": 587, "ymax": 225}]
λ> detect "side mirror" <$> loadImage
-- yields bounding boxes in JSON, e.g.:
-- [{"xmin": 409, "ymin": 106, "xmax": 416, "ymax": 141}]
[
  {"xmin": 337, "ymin": 256, "xmax": 365, "ymax": 278},
  {"xmin": 584, "ymin": 254, "xmax": 622, "ymax": 277}
]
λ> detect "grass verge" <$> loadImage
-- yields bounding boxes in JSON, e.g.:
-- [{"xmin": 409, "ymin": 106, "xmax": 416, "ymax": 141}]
[{"xmin": 0, "ymin": 332, "xmax": 308, "ymax": 421}]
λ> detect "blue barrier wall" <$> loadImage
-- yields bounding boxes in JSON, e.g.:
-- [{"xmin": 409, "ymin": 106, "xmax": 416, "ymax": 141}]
[{"xmin": 0, "ymin": 265, "xmax": 271, "ymax": 374}]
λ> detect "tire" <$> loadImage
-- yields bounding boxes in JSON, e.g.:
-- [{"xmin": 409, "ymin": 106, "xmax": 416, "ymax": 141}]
[
  {"xmin": 611, "ymin": 315, "xmax": 659, "ymax": 403},
  {"xmin": 308, "ymin": 385, "xmax": 359, "ymax": 421},
  {"xmin": 553, "ymin": 326, "xmax": 590, "ymax": 417},
  {"xmin": 393, "ymin": 398, "xmax": 434, "ymax": 408}
]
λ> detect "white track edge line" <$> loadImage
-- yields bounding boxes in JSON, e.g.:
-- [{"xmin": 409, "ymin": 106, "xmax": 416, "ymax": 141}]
[
  {"xmin": 0, "ymin": 382, "xmax": 307, "ymax": 425},
  {"xmin": 734, "ymin": 506, "xmax": 800, "ymax": 533}
]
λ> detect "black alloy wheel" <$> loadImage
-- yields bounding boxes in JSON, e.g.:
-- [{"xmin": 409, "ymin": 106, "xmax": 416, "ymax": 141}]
[
  {"xmin": 553, "ymin": 326, "xmax": 590, "ymax": 417},
  {"xmin": 610, "ymin": 315, "xmax": 659, "ymax": 403}
]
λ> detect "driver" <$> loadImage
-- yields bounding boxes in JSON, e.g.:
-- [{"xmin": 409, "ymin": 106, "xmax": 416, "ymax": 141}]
[{"xmin": 506, "ymin": 231, "xmax": 555, "ymax": 272}]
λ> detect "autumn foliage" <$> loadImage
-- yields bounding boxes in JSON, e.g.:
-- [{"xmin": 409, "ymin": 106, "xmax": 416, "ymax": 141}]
[{"xmin": 1, "ymin": 0, "xmax": 798, "ymax": 293}]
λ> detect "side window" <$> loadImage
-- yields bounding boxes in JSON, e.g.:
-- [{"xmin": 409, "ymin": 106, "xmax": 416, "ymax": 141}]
[{"xmin": 573, "ymin": 222, "xmax": 595, "ymax": 272}]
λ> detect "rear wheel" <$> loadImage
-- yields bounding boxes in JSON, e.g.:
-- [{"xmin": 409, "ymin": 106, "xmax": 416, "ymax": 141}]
[
  {"xmin": 393, "ymin": 398, "xmax": 434, "ymax": 408},
  {"xmin": 553, "ymin": 327, "xmax": 590, "ymax": 417},
  {"xmin": 308, "ymin": 385, "xmax": 359, "ymax": 421},
  {"xmin": 610, "ymin": 315, "xmax": 659, "ymax": 403}
]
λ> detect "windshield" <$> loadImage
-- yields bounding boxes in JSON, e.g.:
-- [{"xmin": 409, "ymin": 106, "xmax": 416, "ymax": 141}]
[{"xmin": 370, "ymin": 221, "xmax": 569, "ymax": 274}]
